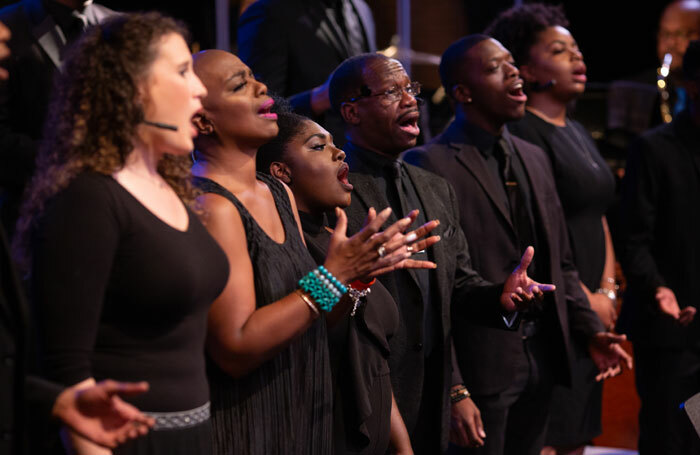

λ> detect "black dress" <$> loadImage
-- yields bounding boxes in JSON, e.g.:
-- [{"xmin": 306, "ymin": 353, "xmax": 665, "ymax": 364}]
[
  {"xmin": 509, "ymin": 111, "xmax": 616, "ymax": 446},
  {"xmin": 299, "ymin": 211, "xmax": 399, "ymax": 455},
  {"xmin": 31, "ymin": 172, "xmax": 229, "ymax": 454},
  {"xmin": 195, "ymin": 174, "xmax": 333, "ymax": 455}
]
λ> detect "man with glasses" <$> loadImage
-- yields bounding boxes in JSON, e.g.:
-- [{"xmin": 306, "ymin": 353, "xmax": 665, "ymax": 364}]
[{"xmin": 328, "ymin": 53, "xmax": 555, "ymax": 453}]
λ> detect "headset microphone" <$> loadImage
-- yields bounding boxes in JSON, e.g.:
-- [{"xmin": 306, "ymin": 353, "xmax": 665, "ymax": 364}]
[{"xmin": 143, "ymin": 120, "xmax": 179, "ymax": 131}]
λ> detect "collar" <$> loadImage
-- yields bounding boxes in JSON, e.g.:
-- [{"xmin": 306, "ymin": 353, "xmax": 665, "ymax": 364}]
[
  {"xmin": 441, "ymin": 118, "xmax": 514, "ymax": 158},
  {"xmin": 344, "ymin": 141, "xmax": 400, "ymax": 177},
  {"xmin": 299, "ymin": 210, "xmax": 328, "ymax": 236}
]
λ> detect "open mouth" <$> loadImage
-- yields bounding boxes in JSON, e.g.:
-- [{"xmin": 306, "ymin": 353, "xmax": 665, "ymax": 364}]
[
  {"xmin": 257, "ymin": 98, "xmax": 278, "ymax": 120},
  {"xmin": 507, "ymin": 80, "xmax": 528, "ymax": 103},
  {"xmin": 397, "ymin": 110, "xmax": 420, "ymax": 137},
  {"xmin": 337, "ymin": 162, "xmax": 353, "ymax": 191}
]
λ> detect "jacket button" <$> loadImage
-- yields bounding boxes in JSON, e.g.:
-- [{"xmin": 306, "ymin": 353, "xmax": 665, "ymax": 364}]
[
  {"xmin": 2, "ymin": 356, "xmax": 13, "ymax": 367},
  {"xmin": 0, "ymin": 430, "xmax": 12, "ymax": 441},
  {"xmin": 414, "ymin": 342, "xmax": 423, "ymax": 351}
]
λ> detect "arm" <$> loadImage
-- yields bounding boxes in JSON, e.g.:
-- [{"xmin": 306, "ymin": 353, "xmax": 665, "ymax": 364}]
[
  {"xmin": 31, "ymin": 176, "xmax": 121, "ymax": 454},
  {"xmin": 201, "ymin": 194, "xmax": 416, "ymax": 378},
  {"xmin": 389, "ymin": 391, "xmax": 413, "ymax": 455},
  {"xmin": 583, "ymin": 216, "xmax": 618, "ymax": 330}
]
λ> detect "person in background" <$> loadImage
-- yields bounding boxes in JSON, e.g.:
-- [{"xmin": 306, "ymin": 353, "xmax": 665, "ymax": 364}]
[
  {"xmin": 237, "ymin": 0, "xmax": 375, "ymax": 146},
  {"xmin": 619, "ymin": 39, "xmax": 700, "ymax": 455},
  {"xmin": 404, "ymin": 35, "xmax": 632, "ymax": 455},
  {"xmin": 0, "ymin": 0, "xmax": 115, "ymax": 236},
  {"xmin": 486, "ymin": 5, "xmax": 618, "ymax": 454}
]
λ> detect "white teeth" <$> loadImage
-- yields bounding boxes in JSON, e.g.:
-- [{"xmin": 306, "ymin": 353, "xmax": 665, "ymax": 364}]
[{"xmin": 513, "ymin": 83, "xmax": 522, "ymax": 89}]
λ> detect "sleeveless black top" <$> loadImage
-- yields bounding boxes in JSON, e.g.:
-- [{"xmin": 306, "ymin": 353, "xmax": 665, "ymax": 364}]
[{"xmin": 195, "ymin": 173, "xmax": 333, "ymax": 455}]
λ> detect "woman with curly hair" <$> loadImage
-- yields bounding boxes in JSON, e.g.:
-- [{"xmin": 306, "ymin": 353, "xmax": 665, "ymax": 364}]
[
  {"xmin": 13, "ymin": 12, "xmax": 227, "ymax": 455},
  {"xmin": 486, "ymin": 4, "xmax": 618, "ymax": 454},
  {"xmin": 190, "ymin": 50, "xmax": 432, "ymax": 454}
]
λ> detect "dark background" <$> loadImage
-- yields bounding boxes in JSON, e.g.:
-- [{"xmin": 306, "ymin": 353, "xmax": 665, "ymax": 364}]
[{"xmin": 0, "ymin": 0, "xmax": 671, "ymax": 85}]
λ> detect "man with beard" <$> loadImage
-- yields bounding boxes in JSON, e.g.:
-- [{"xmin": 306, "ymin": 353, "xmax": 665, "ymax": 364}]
[
  {"xmin": 403, "ymin": 35, "xmax": 632, "ymax": 455},
  {"xmin": 328, "ymin": 53, "xmax": 555, "ymax": 453}
]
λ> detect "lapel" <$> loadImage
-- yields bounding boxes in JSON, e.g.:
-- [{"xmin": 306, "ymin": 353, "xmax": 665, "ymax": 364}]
[
  {"xmin": 349, "ymin": 172, "xmax": 422, "ymax": 287},
  {"xmin": 513, "ymin": 138, "xmax": 554, "ymax": 254},
  {"xmin": 402, "ymin": 164, "xmax": 446, "ymax": 284},
  {"xmin": 348, "ymin": 0, "xmax": 376, "ymax": 51},
  {"xmin": 27, "ymin": 0, "xmax": 66, "ymax": 71},
  {"xmin": 304, "ymin": 0, "xmax": 350, "ymax": 60},
  {"xmin": 451, "ymin": 141, "xmax": 514, "ymax": 230}
]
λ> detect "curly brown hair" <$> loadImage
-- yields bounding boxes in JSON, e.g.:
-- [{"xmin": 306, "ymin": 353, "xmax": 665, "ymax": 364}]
[{"xmin": 13, "ymin": 12, "xmax": 197, "ymax": 270}]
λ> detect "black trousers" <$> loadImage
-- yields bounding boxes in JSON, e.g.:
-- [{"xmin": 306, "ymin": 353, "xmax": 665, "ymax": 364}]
[
  {"xmin": 447, "ymin": 326, "xmax": 555, "ymax": 455},
  {"xmin": 634, "ymin": 344, "xmax": 700, "ymax": 455}
]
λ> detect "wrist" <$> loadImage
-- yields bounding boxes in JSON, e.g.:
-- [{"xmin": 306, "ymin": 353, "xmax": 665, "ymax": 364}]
[{"xmin": 450, "ymin": 384, "xmax": 471, "ymax": 404}]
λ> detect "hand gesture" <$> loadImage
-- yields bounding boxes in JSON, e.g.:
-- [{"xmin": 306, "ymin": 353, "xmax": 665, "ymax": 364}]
[
  {"xmin": 588, "ymin": 332, "xmax": 633, "ymax": 381},
  {"xmin": 53, "ymin": 380, "xmax": 155, "ymax": 448},
  {"xmin": 450, "ymin": 396, "xmax": 486, "ymax": 448},
  {"xmin": 500, "ymin": 246, "xmax": 556, "ymax": 312},
  {"xmin": 324, "ymin": 207, "xmax": 438, "ymax": 283},
  {"xmin": 656, "ymin": 286, "xmax": 696, "ymax": 326}
]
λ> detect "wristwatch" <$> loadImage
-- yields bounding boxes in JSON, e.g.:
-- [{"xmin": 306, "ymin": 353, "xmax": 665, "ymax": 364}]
[{"xmin": 596, "ymin": 287, "xmax": 618, "ymax": 307}]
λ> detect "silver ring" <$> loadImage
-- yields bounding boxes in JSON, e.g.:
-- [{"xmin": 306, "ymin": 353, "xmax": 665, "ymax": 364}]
[
  {"xmin": 377, "ymin": 245, "xmax": 386, "ymax": 258},
  {"xmin": 406, "ymin": 245, "xmax": 414, "ymax": 253}
]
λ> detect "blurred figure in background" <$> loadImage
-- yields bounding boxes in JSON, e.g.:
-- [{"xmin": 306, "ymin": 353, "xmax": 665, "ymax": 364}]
[
  {"xmin": 618, "ymin": 39, "xmax": 700, "ymax": 455},
  {"xmin": 237, "ymin": 0, "xmax": 375, "ymax": 147}
]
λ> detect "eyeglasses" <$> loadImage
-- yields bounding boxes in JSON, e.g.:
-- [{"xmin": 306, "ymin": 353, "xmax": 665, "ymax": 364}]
[{"xmin": 348, "ymin": 81, "xmax": 422, "ymax": 103}]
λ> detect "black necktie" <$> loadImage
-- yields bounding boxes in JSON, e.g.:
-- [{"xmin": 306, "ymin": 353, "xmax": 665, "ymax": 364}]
[{"xmin": 494, "ymin": 138, "xmax": 537, "ymax": 276}]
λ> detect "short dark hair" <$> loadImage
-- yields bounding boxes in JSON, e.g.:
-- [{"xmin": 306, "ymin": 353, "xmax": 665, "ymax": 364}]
[
  {"xmin": 256, "ymin": 97, "xmax": 308, "ymax": 173},
  {"xmin": 485, "ymin": 3, "xmax": 569, "ymax": 67},
  {"xmin": 328, "ymin": 53, "xmax": 390, "ymax": 113},
  {"xmin": 684, "ymin": 40, "xmax": 700, "ymax": 82},
  {"xmin": 439, "ymin": 34, "xmax": 490, "ymax": 98}
]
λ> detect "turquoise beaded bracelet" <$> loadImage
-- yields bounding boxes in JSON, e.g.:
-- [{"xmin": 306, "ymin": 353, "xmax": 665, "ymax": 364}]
[{"xmin": 298, "ymin": 266, "xmax": 347, "ymax": 312}]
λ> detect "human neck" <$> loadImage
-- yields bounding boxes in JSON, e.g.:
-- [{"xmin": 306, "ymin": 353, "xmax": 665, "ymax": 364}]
[
  {"xmin": 458, "ymin": 107, "xmax": 504, "ymax": 136},
  {"xmin": 125, "ymin": 140, "xmax": 161, "ymax": 177},
  {"xmin": 525, "ymin": 92, "xmax": 568, "ymax": 127},
  {"xmin": 192, "ymin": 141, "xmax": 258, "ymax": 190}
]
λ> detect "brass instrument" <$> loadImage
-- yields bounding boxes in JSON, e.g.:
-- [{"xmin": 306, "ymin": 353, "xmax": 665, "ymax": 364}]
[{"xmin": 657, "ymin": 52, "xmax": 673, "ymax": 123}]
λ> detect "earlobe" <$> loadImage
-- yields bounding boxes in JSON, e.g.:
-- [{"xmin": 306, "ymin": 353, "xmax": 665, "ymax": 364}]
[
  {"xmin": 270, "ymin": 162, "xmax": 292, "ymax": 184},
  {"xmin": 192, "ymin": 113, "xmax": 214, "ymax": 135},
  {"xmin": 452, "ymin": 84, "xmax": 472, "ymax": 104},
  {"xmin": 340, "ymin": 102, "xmax": 361, "ymax": 126}
]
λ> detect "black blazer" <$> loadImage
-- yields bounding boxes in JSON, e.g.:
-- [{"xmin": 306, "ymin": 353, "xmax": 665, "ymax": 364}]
[
  {"xmin": 0, "ymin": 0, "xmax": 114, "ymax": 233},
  {"xmin": 237, "ymin": 0, "xmax": 375, "ymax": 145},
  {"xmin": 344, "ymin": 164, "xmax": 505, "ymax": 451},
  {"xmin": 618, "ymin": 111, "xmax": 700, "ymax": 348},
  {"xmin": 404, "ymin": 122, "xmax": 604, "ymax": 394}
]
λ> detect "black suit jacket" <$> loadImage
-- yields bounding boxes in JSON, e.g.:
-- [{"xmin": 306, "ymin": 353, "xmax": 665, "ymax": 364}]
[
  {"xmin": 404, "ymin": 122, "xmax": 604, "ymax": 394},
  {"xmin": 344, "ymin": 162, "xmax": 506, "ymax": 450},
  {"xmin": 0, "ymin": 0, "xmax": 114, "ymax": 233},
  {"xmin": 0, "ymin": 223, "xmax": 61, "ymax": 455},
  {"xmin": 618, "ymin": 111, "xmax": 700, "ymax": 348},
  {"xmin": 237, "ymin": 0, "xmax": 375, "ymax": 145}
]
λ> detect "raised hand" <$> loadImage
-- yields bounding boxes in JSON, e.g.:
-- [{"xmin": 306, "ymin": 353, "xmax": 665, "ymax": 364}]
[
  {"xmin": 53, "ymin": 380, "xmax": 154, "ymax": 448},
  {"xmin": 500, "ymin": 246, "xmax": 556, "ymax": 312},
  {"xmin": 588, "ymin": 332, "xmax": 633, "ymax": 381},
  {"xmin": 324, "ymin": 207, "xmax": 439, "ymax": 283}
]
